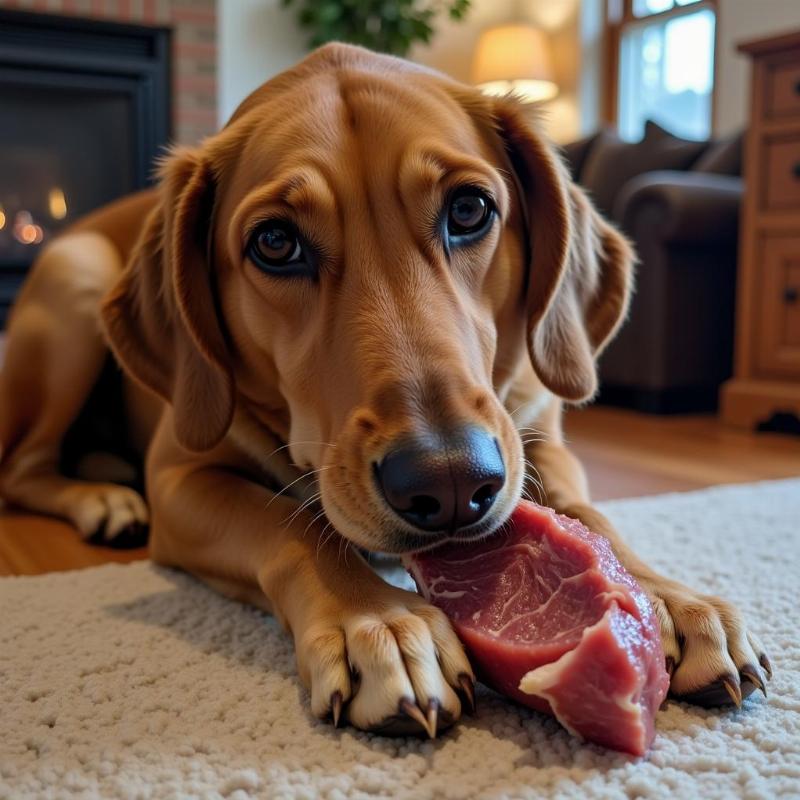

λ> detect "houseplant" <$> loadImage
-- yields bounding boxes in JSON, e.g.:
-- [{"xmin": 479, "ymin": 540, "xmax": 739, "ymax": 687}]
[{"xmin": 281, "ymin": 0, "xmax": 471, "ymax": 57}]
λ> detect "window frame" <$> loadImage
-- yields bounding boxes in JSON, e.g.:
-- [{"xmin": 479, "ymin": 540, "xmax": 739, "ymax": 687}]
[{"xmin": 603, "ymin": 0, "xmax": 719, "ymax": 137}]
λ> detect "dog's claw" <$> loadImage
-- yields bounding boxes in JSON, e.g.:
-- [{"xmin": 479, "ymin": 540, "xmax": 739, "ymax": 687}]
[
  {"xmin": 331, "ymin": 691, "xmax": 343, "ymax": 728},
  {"xmin": 89, "ymin": 521, "xmax": 149, "ymax": 550},
  {"xmin": 759, "ymin": 653, "xmax": 773, "ymax": 681},
  {"xmin": 458, "ymin": 673, "xmax": 476, "ymax": 714},
  {"xmin": 424, "ymin": 699, "xmax": 439, "ymax": 740},
  {"xmin": 399, "ymin": 697, "xmax": 429, "ymax": 734},
  {"xmin": 677, "ymin": 672, "xmax": 756, "ymax": 708},
  {"xmin": 722, "ymin": 675, "xmax": 742, "ymax": 708},
  {"xmin": 741, "ymin": 666, "xmax": 767, "ymax": 698}
]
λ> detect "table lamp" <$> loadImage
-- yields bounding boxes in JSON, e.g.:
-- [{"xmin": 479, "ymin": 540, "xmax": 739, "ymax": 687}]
[{"xmin": 472, "ymin": 24, "xmax": 558, "ymax": 103}]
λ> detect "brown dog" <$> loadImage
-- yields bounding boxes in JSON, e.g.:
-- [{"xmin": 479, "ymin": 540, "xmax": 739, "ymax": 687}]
[{"xmin": 0, "ymin": 44, "xmax": 769, "ymax": 735}]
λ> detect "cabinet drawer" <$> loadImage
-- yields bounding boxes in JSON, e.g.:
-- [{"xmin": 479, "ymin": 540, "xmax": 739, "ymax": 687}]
[
  {"xmin": 756, "ymin": 235, "xmax": 800, "ymax": 378},
  {"xmin": 767, "ymin": 60, "xmax": 800, "ymax": 119},
  {"xmin": 762, "ymin": 135, "xmax": 800, "ymax": 210}
]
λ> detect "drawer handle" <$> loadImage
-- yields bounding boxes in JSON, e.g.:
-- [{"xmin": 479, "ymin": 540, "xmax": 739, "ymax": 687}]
[
  {"xmin": 795, "ymin": 79, "xmax": 800, "ymax": 95},
  {"xmin": 794, "ymin": 163, "xmax": 800, "ymax": 179},
  {"xmin": 786, "ymin": 287, "xmax": 799, "ymax": 304}
]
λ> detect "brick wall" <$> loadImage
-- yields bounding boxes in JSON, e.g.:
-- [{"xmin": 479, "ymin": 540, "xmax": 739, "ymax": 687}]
[{"xmin": 0, "ymin": 0, "xmax": 217, "ymax": 145}]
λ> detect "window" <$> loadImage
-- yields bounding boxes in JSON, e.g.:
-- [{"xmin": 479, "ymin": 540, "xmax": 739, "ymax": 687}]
[{"xmin": 606, "ymin": 0, "xmax": 716, "ymax": 141}]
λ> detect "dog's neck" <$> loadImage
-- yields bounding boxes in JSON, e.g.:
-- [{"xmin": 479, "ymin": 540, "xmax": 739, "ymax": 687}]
[{"xmin": 227, "ymin": 400, "xmax": 321, "ymax": 507}]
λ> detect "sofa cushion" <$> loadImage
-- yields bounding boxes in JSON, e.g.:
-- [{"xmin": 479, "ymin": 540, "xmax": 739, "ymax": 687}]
[
  {"xmin": 580, "ymin": 121, "xmax": 707, "ymax": 218},
  {"xmin": 691, "ymin": 131, "xmax": 743, "ymax": 176},
  {"xmin": 559, "ymin": 132, "xmax": 601, "ymax": 183}
]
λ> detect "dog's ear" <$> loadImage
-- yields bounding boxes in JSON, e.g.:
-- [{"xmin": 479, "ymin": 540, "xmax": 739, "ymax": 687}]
[
  {"xmin": 492, "ymin": 98, "xmax": 634, "ymax": 402},
  {"xmin": 101, "ymin": 147, "xmax": 234, "ymax": 452}
]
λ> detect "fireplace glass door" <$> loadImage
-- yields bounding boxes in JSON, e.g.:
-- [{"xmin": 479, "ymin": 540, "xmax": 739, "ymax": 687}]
[
  {"xmin": 0, "ymin": 84, "xmax": 135, "ymax": 269},
  {"xmin": 0, "ymin": 9, "xmax": 171, "ymax": 325}
]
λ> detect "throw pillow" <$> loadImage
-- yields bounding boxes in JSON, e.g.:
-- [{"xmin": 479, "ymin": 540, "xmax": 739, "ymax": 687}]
[{"xmin": 580, "ymin": 120, "xmax": 708, "ymax": 218}]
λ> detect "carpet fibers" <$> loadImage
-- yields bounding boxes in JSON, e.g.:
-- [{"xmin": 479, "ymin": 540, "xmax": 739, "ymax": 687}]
[{"xmin": 1, "ymin": 480, "xmax": 799, "ymax": 799}]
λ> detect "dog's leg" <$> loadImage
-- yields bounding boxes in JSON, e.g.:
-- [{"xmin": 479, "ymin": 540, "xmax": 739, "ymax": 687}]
[
  {"xmin": 0, "ymin": 233, "xmax": 148, "ymax": 543},
  {"xmin": 147, "ymin": 418, "xmax": 474, "ymax": 737},
  {"xmin": 521, "ymin": 407, "xmax": 771, "ymax": 708}
]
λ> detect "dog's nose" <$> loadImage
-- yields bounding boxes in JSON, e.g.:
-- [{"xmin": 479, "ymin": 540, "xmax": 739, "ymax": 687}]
[{"xmin": 376, "ymin": 427, "xmax": 505, "ymax": 532}]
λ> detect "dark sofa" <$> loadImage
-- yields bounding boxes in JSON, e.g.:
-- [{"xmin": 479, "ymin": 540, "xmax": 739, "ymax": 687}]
[{"xmin": 562, "ymin": 122, "xmax": 744, "ymax": 413}]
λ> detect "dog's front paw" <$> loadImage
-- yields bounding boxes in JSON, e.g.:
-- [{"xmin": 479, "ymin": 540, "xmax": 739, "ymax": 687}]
[
  {"xmin": 295, "ymin": 587, "xmax": 474, "ymax": 737},
  {"xmin": 642, "ymin": 576, "xmax": 771, "ymax": 707},
  {"xmin": 62, "ymin": 483, "xmax": 149, "ymax": 547}
]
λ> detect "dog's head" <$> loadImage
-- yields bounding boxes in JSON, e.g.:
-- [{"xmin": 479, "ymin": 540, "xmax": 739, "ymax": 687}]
[{"xmin": 102, "ymin": 44, "xmax": 633, "ymax": 553}]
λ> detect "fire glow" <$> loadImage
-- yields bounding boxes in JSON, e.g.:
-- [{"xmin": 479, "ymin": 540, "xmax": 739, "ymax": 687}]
[{"xmin": 12, "ymin": 211, "xmax": 44, "ymax": 246}]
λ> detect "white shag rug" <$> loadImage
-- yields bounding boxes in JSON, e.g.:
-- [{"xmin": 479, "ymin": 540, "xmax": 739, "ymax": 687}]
[{"xmin": 1, "ymin": 480, "xmax": 799, "ymax": 800}]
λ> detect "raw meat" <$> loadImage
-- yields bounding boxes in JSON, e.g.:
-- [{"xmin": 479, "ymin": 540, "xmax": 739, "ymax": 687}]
[{"xmin": 406, "ymin": 500, "xmax": 670, "ymax": 755}]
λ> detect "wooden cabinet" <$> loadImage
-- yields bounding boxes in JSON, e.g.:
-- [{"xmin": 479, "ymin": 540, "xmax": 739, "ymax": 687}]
[
  {"xmin": 757, "ymin": 236, "xmax": 800, "ymax": 376},
  {"xmin": 763, "ymin": 136, "xmax": 800, "ymax": 210},
  {"xmin": 768, "ymin": 61, "xmax": 800, "ymax": 118},
  {"xmin": 721, "ymin": 30, "xmax": 800, "ymax": 429}
]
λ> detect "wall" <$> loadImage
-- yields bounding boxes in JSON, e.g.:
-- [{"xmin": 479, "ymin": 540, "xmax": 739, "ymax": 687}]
[
  {"xmin": 218, "ymin": 0, "xmax": 306, "ymax": 126},
  {"xmin": 0, "ymin": 0, "xmax": 218, "ymax": 144},
  {"xmin": 715, "ymin": 0, "xmax": 800, "ymax": 135},
  {"xmin": 218, "ymin": 0, "xmax": 587, "ymax": 144}
]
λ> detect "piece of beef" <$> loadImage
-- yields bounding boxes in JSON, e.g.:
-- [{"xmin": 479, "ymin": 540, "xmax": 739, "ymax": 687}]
[{"xmin": 406, "ymin": 500, "xmax": 670, "ymax": 755}]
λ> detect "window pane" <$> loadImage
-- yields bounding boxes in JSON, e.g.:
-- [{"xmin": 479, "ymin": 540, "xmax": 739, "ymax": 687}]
[
  {"xmin": 618, "ymin": 8, "xmax": 715, "ymax": 141},
  {"xmin": 633, "ymin": 0, "xmax": 673, "ymax": 18}
]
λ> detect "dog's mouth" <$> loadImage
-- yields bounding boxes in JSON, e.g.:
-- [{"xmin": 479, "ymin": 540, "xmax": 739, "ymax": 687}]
[
  {"xmin": 395, "ymin": 499, "xmax": 517, "ymax": 554},
  {"xmin": 338, "ymin": 486, "xmax": 519, "ymax": 556}
]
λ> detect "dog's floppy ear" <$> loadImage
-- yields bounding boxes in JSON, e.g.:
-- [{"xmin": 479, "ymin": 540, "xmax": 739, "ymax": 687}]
[
  {"xmin": 101, "ymin": 147, "xmax": 234, "ymax": 452},
  {"xmin": 493, "ymin": 98, "xmax": 634, "ymax": 402}
]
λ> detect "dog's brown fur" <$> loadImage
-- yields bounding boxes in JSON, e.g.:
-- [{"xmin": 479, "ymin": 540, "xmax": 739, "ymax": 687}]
[{"xmin": 0, "ymin": 45, "xmax": 769, "ymax": 733}]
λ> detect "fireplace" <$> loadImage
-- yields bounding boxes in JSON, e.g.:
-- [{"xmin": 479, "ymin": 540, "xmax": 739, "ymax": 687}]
[{"xmin": 0, "ymin": 9, "xmax": 171, "ymax": 325}]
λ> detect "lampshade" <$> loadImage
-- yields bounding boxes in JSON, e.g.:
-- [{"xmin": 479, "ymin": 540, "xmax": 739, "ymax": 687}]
[{"xmin": 472, "ymin": 24, "xmax": 558, "ymax": 103}]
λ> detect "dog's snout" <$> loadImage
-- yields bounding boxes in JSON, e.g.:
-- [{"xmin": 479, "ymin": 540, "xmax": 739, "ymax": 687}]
[{"xmin": 376, "ymin": 427, "xmax": 505, "ymax": 532}]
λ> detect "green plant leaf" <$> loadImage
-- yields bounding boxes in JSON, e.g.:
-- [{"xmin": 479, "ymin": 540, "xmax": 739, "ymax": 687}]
[
  {"xmin": 281, "ymin": 0, "xmax": 472, "ymax": 56},
  {"xmin": 318, "ymin": 2, "xmax": 342, "ymax": 23}
]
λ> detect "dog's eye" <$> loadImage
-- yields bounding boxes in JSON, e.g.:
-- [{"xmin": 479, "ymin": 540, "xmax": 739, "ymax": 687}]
[
  {"xmin": 247, "ymin": 221, "xmax": 307, "ymax": 274},
  {"xmin": 446, "ymin": 188, "xmax": 495, "ymax": 245}
]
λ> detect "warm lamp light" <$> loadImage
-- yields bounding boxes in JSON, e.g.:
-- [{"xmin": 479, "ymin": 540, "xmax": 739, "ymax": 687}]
[{"xmin": 472, "ymin": 24, "xmax": 558, "ymax": 103}]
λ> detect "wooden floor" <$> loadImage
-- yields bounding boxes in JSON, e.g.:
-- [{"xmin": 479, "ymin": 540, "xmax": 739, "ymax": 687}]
[
  {"xmin": 1, "ymin": 406, "xmax": 798, "ymax": 577},
  {"xmin": 565, "ymin": 406, "xmax": 800, "ymax": 500}
]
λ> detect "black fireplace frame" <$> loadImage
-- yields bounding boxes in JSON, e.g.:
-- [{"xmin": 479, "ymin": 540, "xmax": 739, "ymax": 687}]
[{"xmin": 0, "ymin": 8, "xmax": 172, "ymax": 323}]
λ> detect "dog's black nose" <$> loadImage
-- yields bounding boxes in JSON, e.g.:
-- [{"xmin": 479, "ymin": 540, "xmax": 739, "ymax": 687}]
[{"xmin": 376, "ymin": 427, "xmax": 505, "ymax": 532}]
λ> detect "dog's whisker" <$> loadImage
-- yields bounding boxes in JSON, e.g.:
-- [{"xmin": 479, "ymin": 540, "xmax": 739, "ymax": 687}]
[
  {"xmin": 267, "ymin": 473, "xmax": 316, "ymax": 508},
  {"xmin": 337, "ymin": 534, "xmax": 352, "ymax": 567},
  {"xmin": 277, "ymin": 492, "xmax": 319, "ymax": 525},
  {"xmin": 519, "ymin": 434, "xmax": 546, "ymax": 442},
  {"xmin": 521, "ymin": 479, "xmax": 542, "ymax": 502},
  {"xmin": 506, "ymin": 402, "xmax": 528, "ymax": 419},
  {"xmin": 268, "ymin": 466, "xmax": 332, "ymax": 510},
  {"xmin": 516, "ymin": 426, "xmax": 549, "ymax": 446},
  {"xmin": 282, "ymin": 500, "xmax": 322, "ymax": 530},
  {"xmin": 280, "ymin": 491, "xmax": 323, "ymax": 527},
  {"xmin": 521, "ymin": 456, "xmax": 540, "ymax": 471},
  {"xmin": 303, "ymin": 508, "xmax": 328, "ymax": 538},
  {"xmin": 524, "ymin": 473, "xmax": 545, "ymax": 496},
  {"xmin": 342, "ymin": 540, "xmax": 351, "ymax": 567},
  {"xmin": 516, "ymin": 425, "xmax": 545, "ymax": 434},
  {"xmin": 263, "ymin": 440, "xmax": 338, "ymax": 466},
  {"xmin": 315, "ymin": 523, "xmax": 330, "ymax": 559},
  {"xmin": 316, "ymin": 521, "xmax": 337, "ymax": 560},
  {"xmin": 520, "ymin": 457, "xmax": 546, "ymax": 501}
]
